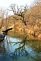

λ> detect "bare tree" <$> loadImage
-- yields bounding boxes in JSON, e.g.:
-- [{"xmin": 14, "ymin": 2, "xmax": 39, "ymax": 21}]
[
  {"xmin": 10, "ymin": 4, "xmax": 28, "ymax": 25},
  {"xmin": 10, "ymin": 4, "xmax": 16, "ymax": 14}
]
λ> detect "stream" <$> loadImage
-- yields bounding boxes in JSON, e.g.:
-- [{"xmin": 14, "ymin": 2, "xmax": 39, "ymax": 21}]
[{"xmin": 0, "ymin": 36, "xmax": 41, "ymax": 61}]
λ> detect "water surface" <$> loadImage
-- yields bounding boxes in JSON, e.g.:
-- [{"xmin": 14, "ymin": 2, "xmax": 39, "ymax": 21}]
[{"xmin": 0, "ymin": 36, "xmax": 41, "ymax": 61}]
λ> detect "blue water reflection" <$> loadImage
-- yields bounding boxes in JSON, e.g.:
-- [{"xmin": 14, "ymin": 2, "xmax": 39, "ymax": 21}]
[{"xmin": 0, "ymin": 36, "xmax": 41, "ymax": 61}]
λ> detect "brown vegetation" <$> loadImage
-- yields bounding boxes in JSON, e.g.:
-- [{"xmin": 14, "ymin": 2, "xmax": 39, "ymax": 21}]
[
  {"xmin": 0, "ymin": 2, "xmax": 41, "ymax": 52},
  {"xmin": 0, "ymin": 3, "xmax": 41, "ymax": 40}
]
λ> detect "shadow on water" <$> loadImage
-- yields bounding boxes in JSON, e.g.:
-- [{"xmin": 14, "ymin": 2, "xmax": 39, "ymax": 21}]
[{"xmin": 0, "ymin": 36, "xmax": 41, "ymax": 61}]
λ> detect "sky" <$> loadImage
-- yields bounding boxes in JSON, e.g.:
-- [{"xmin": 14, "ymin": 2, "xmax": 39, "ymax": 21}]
[
  {"xmin": 0, "ymin": 0, "xmax": 35, "ymax": 9},
  {"xmin": 0, "ymin": 0, "xmax": 35, "ymax": 16}
]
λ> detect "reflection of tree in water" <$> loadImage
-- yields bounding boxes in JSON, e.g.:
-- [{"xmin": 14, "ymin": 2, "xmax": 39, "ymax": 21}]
[
  {"xmin": 13, "ymin": 45, "xmax": 28, "ymax": 56},
  {"xmin": 12, "ymin": 37, "xmax": 28, "ymax": 56}
]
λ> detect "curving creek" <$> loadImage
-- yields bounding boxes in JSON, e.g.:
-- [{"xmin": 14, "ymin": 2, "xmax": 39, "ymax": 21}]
[{"xmin": 0, "ymin": 36, "xmax": 41, "ymax": 61}]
